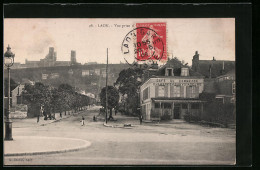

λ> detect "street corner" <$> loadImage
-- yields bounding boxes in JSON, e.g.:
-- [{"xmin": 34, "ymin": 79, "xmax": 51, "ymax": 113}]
[{"xmin": 4, "ymin": 136, "xmax": 91, "ymax": 156}]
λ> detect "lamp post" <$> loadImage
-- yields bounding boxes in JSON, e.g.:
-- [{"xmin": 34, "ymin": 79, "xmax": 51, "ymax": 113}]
[{"xmin": 4, "ymin": 45, "xmax": 15, "ymax": 141}]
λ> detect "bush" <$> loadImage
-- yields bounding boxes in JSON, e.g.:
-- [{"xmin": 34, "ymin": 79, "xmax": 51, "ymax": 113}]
[
  {"xmin": 99, "ymin": 108, "xmax": 105, "ymax": 115},
  {"xmin": 150, "ymin": 110, "xmax": 159, "ymax": 118},
  {"xmin": 202, "ymin": 102, "xmax": 235, "ymax": 127},
  {"xmin": 184, "ymin": 111, "xmax": 201, "ymax": 122},
  {"xmin": 161, "ymin": 114, "xmax": 171, "ymax": 120},
  {"xmin": 190, "ymin": 114, "xmax": 201, "ymax": 122},
  {"xmin": 184, "ymin": 112, "xmax": 190, "ymax": 122}
]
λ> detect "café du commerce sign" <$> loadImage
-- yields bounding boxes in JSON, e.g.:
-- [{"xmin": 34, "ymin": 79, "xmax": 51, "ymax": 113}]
[{"xmin": 152, "ymin": 78, "xmax": 203, "ymax": 87}]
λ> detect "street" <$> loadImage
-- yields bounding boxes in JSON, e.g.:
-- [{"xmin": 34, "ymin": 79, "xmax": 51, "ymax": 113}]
[{"xmin": 4, "ymin": 107, "xmax": 236, "ymax": 165}]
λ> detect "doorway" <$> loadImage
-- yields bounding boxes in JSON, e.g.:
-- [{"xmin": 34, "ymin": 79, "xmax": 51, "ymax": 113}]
[{"xmin": 174, "ymin": 104, "xmax": 181, "ymax": 119}]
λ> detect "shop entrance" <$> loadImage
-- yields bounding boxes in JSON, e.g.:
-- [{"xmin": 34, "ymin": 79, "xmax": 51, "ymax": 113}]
[{"xmin": 174, "ymin": 104, "xmax": 181, "ymax": 119}]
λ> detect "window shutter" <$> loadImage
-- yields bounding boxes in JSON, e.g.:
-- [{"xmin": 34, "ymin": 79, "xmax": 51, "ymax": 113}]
[
  {"xmin": 155, "ymin": 85, "xmax": 158, "ymax": 97},
  {"xmin": 180, "ymin": 86, "xmax": 184, "ymax": 97},
  {"xmin": 195, "ymin": 86, "xmax": 199, "ymax": 98},
  {"xmin": 186, "ymin": 86, "xmax": 191, "ymax": 98},
  {"xmin": 164, "ymin": 85, "xmax": 168, "ymax": 97},
  {"xmin": 148, "ymin": 87, "xmax": 150, "ymax": 98},
  {"xmin": 170, "ymin": 86, "xmax": 174, "ymax": 97}
]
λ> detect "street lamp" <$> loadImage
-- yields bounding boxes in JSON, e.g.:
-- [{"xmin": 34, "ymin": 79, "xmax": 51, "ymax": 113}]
[{"xmin": 4, "ymin": 45, "xmax": 15, "ymax": 141}]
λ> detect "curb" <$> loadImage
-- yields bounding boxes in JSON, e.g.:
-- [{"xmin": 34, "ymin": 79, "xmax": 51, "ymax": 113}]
[
  {"xmin": 103, "ymin": 123, "xmax": 135, "ymax": 129},
  {"xmin": 40, "ymin": 114, "xmax": 71, "ymax": 126},
  {"xmin": 4, "ymin": 137, "xmax": 91, "ymax": 157}
]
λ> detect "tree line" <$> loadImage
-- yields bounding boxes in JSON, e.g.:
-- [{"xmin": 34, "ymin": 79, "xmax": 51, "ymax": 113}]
[
  {"xmin": 99, "ymin": 66, "xmax": 144, "ymax": 120},
  {"xmin": 22, "ymin": 82, "xmax": 95, "ymax": 118}
]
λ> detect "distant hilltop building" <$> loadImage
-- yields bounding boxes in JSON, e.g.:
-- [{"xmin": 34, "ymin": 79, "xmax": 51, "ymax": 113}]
[
  {"xmin": 15, "ymin": 47, "xmax": 80, "ymax": 69},
  {"xmin": 191, "ymin": 51, "xmax": 235, "ymax": 78},
  {"xmin": 40, "ymin": 47, "xmax": 57, "ymax": 67},
  {"xmin": 71, "ymin": 50, "xmax": 77, "ymax": 65}
]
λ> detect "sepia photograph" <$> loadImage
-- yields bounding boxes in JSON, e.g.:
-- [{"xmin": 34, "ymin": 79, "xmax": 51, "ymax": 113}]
[{"xmin": 3, "ymin": 16, "xmax": 237, "ymax": 165}]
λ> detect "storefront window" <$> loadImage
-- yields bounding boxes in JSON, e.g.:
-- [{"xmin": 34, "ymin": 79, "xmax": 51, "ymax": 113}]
[
  {"xmin": 182, "ymin": 103, "xmax": 188, "ymax": 109},
  {"xmin": 163, "ymin": 103, "xmax": 172, "ymax": 109},
  {"xmin": 155, "ymin": 103, "xmax": 161, "ymax": 108}
]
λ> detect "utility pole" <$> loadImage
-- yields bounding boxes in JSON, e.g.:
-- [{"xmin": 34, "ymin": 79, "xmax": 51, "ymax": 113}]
[{"xmin": 105, "ymin": 48, "xmax": 108, "ymax": 124}]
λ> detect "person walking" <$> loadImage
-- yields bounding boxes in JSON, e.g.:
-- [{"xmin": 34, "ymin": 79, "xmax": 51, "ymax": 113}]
[
  {"xmin": 139, "ymin": 114, "xmax": 143, "ymax": 125},
  {"xmin": 81, "ymin": 116, "xmax": 85, "ymax": 126},
  {"xmin": 37, "ymin": 114, "xmax": 40, "ymax": 123}
]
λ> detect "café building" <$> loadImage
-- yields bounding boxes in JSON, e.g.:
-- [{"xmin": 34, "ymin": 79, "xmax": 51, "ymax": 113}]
[{"xmin": 140, "ymin": 61, "xmax": 205, "ymax": 120}]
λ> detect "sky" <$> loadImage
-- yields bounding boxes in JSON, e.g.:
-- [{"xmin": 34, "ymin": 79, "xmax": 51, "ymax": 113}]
[{"xmin": 4, "ymin": 18, "xmax": 235, "ymax": 65}]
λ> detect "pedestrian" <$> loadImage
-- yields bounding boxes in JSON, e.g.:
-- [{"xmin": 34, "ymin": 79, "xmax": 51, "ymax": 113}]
[
  {"xmin": 37, "ymin": 114, "xmax": 40, "ymax": 123},
  {"xmin": 43, "ymin": 110, "xmax": 47, "ymax": 120},
  {"xmin": 93, "ymin": 115, "xmax": 96, "ymax": 122},
  {"xmin": 81, "ymin": 116, "xmax": 85, "ymax": 126},
  {"xmin": 139, "ymin": 114, "xmax": 143, "ymax": 125}
]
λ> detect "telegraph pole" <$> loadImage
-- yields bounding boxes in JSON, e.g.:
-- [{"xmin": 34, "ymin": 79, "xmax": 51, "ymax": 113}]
[{"xmin": 105, "ymin": 48, "xmax": 108, "ymax": 124}]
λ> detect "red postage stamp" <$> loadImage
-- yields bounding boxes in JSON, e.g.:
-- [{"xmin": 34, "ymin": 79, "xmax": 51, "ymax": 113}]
[
  {"xmin": 122, "ymin": 22, "xmax": 167, "ymax": 63},
  {"xmin": 135, "ymin": 22, "xmax": 167, "ymax": 61}
]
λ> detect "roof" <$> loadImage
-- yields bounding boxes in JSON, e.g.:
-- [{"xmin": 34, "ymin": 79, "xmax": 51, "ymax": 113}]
[
  {"xmin": 195, "ymin": 60, "xmax": 235, "ymax": 78},
  {"xmin": 157, "ymin": 58, "xmax": 204, "ymax": 77},
  {"xmin": 21, "ymin": 78, "xmax": 35, "ymax": 85},
  {"xmin": 223, "ymin": 69, "xmax": 235, "ymax": 76},
  {"xmin": 141, "ymin": 58, "xmax": 204, "ymax": 86},
  {"xmin": 11, "ymin": 84, "xmax": 25, "ymax": 93}
]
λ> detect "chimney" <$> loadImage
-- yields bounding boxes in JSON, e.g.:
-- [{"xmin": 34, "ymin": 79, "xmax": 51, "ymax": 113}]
[{"xmin": 192, "ymin": 51, "xmax": 199, "ymax": 71}]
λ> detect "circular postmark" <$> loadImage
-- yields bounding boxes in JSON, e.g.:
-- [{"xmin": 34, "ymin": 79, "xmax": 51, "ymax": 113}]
[{"xmin": 121, "ymin": 27, "xmax": 165, "ymax": 65}]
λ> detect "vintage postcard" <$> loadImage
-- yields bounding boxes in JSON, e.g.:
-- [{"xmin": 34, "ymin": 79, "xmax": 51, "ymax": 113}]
[{"xmin": 3, "ymin": 18, "xmax": 236, "ymax": 165}]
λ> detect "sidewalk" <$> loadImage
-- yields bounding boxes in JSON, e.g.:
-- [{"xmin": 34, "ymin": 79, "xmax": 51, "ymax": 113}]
[
  {"xmin": 11, "ymin": 110, "xmax": 84, "ymax": 128},
  {"xmin": 101, "ymin": 112, "xmax": 185, "ymax": 128},
  {"xmin": 101, "ymin": 112, "xmax": 220, "ymax": 130},
  {"xmin": 4, "ymin": 136, "xmax": 91, "ymax": 156}
]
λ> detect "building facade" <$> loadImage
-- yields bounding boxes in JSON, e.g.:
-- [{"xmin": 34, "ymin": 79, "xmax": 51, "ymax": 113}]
[
  {"xmin": 140, "ymin": 63, "xmax": 205, "ymax": 121},
  {"xmin": 215, "ymin": 69, "xmax": 236, "ymax": 104},
  {"xmin": 11, "ymin": 84, "xmax": 25, "ymax": 107}
]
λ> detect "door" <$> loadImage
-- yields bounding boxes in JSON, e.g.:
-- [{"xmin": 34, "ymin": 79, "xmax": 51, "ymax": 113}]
[
  {"xmin": 142, "ymin": 105, "xmax": 146, "ymax": 119},
  {"xmin": 174, "ymin": 104, "xmax": 181, "ymax": 119}
]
